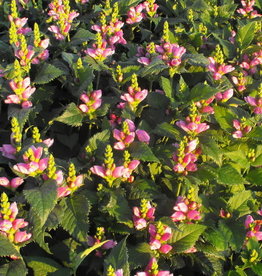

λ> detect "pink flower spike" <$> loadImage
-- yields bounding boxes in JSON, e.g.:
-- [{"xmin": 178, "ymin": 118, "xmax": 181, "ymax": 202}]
[{"xmin": 245, "ymin": 215, "xmax": 254, "ymax": 228}]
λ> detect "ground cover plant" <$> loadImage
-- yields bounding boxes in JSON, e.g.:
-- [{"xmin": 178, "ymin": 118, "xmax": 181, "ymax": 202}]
[{"xmin": 0, "ymin": 0, "xmax": 261, "ymax": 275}]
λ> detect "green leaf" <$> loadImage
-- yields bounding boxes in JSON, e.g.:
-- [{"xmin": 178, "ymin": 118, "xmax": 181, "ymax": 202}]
[
  {"xmin": 139, "ymin": 58, "xmax": 167, "ymax": 77},
  {"xmin": 0, "ymin": 235, "xmax": 21, "ymax": 258},
  {"xmin": 102, "ymin": 191, "xmax": 133, "ymax": 226},
  {"xmin": 0, "ymin": 260, "xmax": 27, "ymax": 276},
  {"xmin": 25, "ymin": 256, "xmax": 62, "ymax": 275},
  {"xmin": 214, "ymin": 105, "xmax": 235, "ymax": 131},
  {"xmin": 105, "ymin": 236, "xmax": 129, "ymax": 276},
  {"xmin": 55, "ymin": 103, "xmax": 85, "ymax": 127},
  {"xmin": 153, "ymin": 122, "xmax": 181, "ymax": 139},
  {"xmin": 60, "ymin": 194, "xmax": 90, "ymax": 242},
  {"xmin": 74, "ymin": 66, "xmax": 95, "ymax": 97},
  {"xmin": 247, "ymin": 127, "xmax": 262, "ymax": 141},
  {"xmin": 227, "ymin": 190, "xmax": 252, "ymax": 217},
  {"xmin": 185, "ymin": 53, "xmax": 209, "ymax": 67},
  {"xmin": 7, "ymin": 106, "xmax": 33, "ymax": 130},
  {"xmin": 217, "ymin": 164, "xmax": 247, "ymax": 185},
  {"xmin": 128, "ymin": 246, "xmax": 150, "ymax": 270},
  {"xmin": 236, "ymin": 22, "xmax": 256, "ymax": 49},
  {"xmin": 88, "ymin": 129, "xmax": 111, "ymax": 151},
  {"xmin": 34, "ymin": 63, "xmax": 64, "ymax": 84},
  {"xmin": 246, "ymin": 168, "xmax": 262, "ymax": 185},
  {"xmin": 251, "ymin": 263, "xmax": 262, "ymax": 276},
  {"xmin": 252, "ymin": 154, "xmax": 262, "ymax": 166},
  {"xmin": 70, "ymin": 28, "xmax": 96, "ymax": 45},
  {"xmin": 256, "ymin": 0, "xmax": 262, "ymax": 9},
  {"xmin": 23, "ymin": 180, "xmax": 57, "ymax": 226},
  {"xmin": 200, "ymin": 138, "xmax": 223, "ymax": 166},
  {"xmin": 189, "ymin": 83, "xmax": 219, "ymax": 102},
  {"xmin": 160, "ymin": 77, "xmax": 173, "ymax": 101},
  {"xmin": 146, "ymin": 92, "xmax": 169, "ymax": 108},
  {"xmin": 224, "ymin": 150, "xmax": 250, "ymax": 169},
  {"xmin": 129, "ymin": 142, "xmax": 159, "ymax": 163},
  {"xmin": 170, "ymin": 224, "xmax": 206, "ymax": 252},
  {"xmin": 71, "ymin": 240, "xmax": 109, "ymax": 274}
]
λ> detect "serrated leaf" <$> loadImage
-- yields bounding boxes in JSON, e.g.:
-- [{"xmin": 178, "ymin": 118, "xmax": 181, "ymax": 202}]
[
  {"xmin": 214, "ymin": 105, "xmax": 235, "ymax": 131},
  {"xmin": 23, "ymin": 180, "xmax": 57, "ymax": 226},
  {"xmin": 201, "ymin": 138, "xmax": 223, "ymax": 166},
  {"xmin": 70, "ymin": 28, "xmax": 96, "ymax": 45},
  {"xmin": 170, "ymin": 224, "xmax": 206, "ymax": 252},
  {"xmin": 7, "ymin": 106, "xmax": 34, "ymax": 129},
  {"xmin": 25, "ymin": 256, "xmax": 61, "ymax": 275},
  {"xmin": 189, "ymin": 83, "xmax": 219, "ymax": 102},
  {"xmin": 129, "ymin": 142, "xmax": 159, "ymax": 163},
  {"xmin": 60, "ymin": 194, "xmax": 90, "ymax": 242},
  {"xmin": 139, "ymin": 58, "xmax": 167, "ymax": 77},
  {"xmin": 34, "ymin": 64, "xmax": 64, "ymax": 84},
  {"xmin": 217, "ymin": 164, "xmax": 247, "ymax": 185},
  {"xmin": 153, "ymin": 122, "xmax": 181, "ymax": 139},
  {"xmin": 252, "ymin": 154, "xmax": 262, "ymax": 166},
  {"xmin": 88, "ymin": 129, "xmax": 111, "ymax": 151},
  {"xmin": 247, "ymin": 127, "xmax": 262, "ymax": 141},
  {"xmin": 0, "ymin": 259, "xmax": 27, "ymax": 276},
  {"xmin": 251, "ymin": 263, "xmax": 262, "ymax": 276},
  {"xmin": 0, "ymin": 235, "xmax": 21, "ymax": 258},
  {"xmin": 160, "ymin": 77, "xmax": 173, "ymax": 101},
  {"xmin": 227, "ymin": 190, "xmax": 252, "ymax": 217},
  {"xmin": 55, "ymin": 103, "xmax": 84, "ymax": 127},
  {"xmin": 72, "ymin": 240, "xmax": 109, "ymax": 274},
  {"xmin": 128, "ymin": 246, "xmax": 150, "ymax": 270},
  {"xmin": 185, "ymin": 53, "xmax": 209, "ymax": 66},
  {"xmin": 236, "ymin": 22, "xmax": 256, "ymax": 49},
  {"xmin": 224, "ymin": 151, "xmax": 250, "ymax": 169},
  {"xmin": 246, "ymin": 168, "xmax": 262, "ymax": 185},
  {"xmin": 105, "ymin": 236, "xmax": 129, "ymax": 276}
]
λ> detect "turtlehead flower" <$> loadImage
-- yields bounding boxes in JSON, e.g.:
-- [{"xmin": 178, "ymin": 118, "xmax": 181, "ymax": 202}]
[
  {"xmin": 85, "ymin": 41, "xmax": 115, "ymax": 61},
  {"xmin": 0, "ymin": 177, "xmax": 24, "ymax": 189},
  {"xmin": 244, "ymin": 215, "xmax": 262, "ymax": 241},
  {"xmin": 0, "ymin": 193, "xmax": 31, "ymax": 245},
  {"xmin": 176, "ymin": 115, "xmax": 209, "ymax": 135},
  {"xmin": 78, "ymin": 90, "xmax": 102, "ymax": 118},
  {"xmin": 135, "ymin": 258, "xmax": 173, "ymax": 276},
  {"xmin": 126, "ymin": 4, "xmax": 145, "ymax": 24},
  {"xmin": 120, "ymin": 86, "xmax": 148, "ymax": 110},
  {"xmin": 0, "ymin": 144, "xmax": 16, "ymax": 159},
  {"xmin": 232, "ymin": 119, "xmax": 252, "ymax": 138},
  {"xmin": 133, "ymin": 200, "xmax": 155, "ymax": 230},
  {"xmin": 171, "ymin": 196, "xmax": 201, "ymax": 222},
  {"xmin": 8, "ymin": 15, "xmax": 32, "ymax": 34},
  {"xmin": 195, "ymin": 97, "xmax": 215, "ymax": 114},
  {"xmin": 215, "ymin": 89, "xmax": 234, "ymax": 102},
  {"xmin": 148, "ymin": 222, "xmax": 172, "ymax": 254},
  {"xmin": 5, "ymin": 77, "xmax": 36, "ymax": 108},
  {"xmin": 244, "ymin": 96, "xmax": 262, "ymax": 114},
  {"xmin": 207, "ymin": 57, "xmax": 235, "ymax": 80},
  {"xmin": 13, "ymin": 146, "xmax": 48, "ymax": 176},
  {"xmin": 237, "ymin": 0, "xmax": 262, "ymax": 18}
]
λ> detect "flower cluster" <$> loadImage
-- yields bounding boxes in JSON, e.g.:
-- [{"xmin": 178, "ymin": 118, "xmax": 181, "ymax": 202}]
[
  {"xmin": 245, "ymin": 95, "xmax": 262, "ymax": 114},
  {"xmin": 119, "ymin": 74, "xmax": 148, "ymax": 111},
  {"xmin": 0, "ymin": 192, "xmax": 31, "ymax": 245},
  {"xmin": 47, "ymin": 0, "xmax": 79, "ymax": 40},
  {"xmin": 87, "ymin": 227, "xmax": 117, "ymax": 257},
  {"xmin": 171, "ymin": 195, "xmax": 201, "ymax": 223},
  {"xmin": 240, "ymin": 52, "xmax": 262, "ymax": 75},
  {"xmin": 148, "ymin": 222, "xmax": 173, "ymax": 254},
  {"xmin": 13, "ymin": 146, "xmax": 49, "ymax": 177},
  {"xmin": 90, "ymin": 145, "xmax": 140, "ymax": 187},
  {"xmin": 232, "ymin": 118, "xmax": 252, "ymax": 139},
  {"xmin": 78, "ymin": 90, "xmax": 102, "ymax": 119},
  {"xmin": 172, "ymin": 137, "xmax": 201, "ymax": 175},
  {"xmin": 207, "ymin": 45, "xmax": 235, "ymax": 80},
  {"xmin": 133, "ymin": 199, "xmax": 155, "ymax": 230},
  {"xmin": 126, "ymin": 0, "xmax": 159, "ymax": 24},
  {"xmin": 0, "ymin": 177, "xmax": 24, "ymax": 189},
  {"xmin": 244, "ymin": 215, "xmax": 262, "ymax": 241},
  {"xmin": 85, "ymin": 2, "xmax": 126, "ymax": 61},
  {"xmin": 135, "ymin": 257, "xmax": 173, "ymax": 276},
  {"xmin": 113, "ymin": 119, "xmax": 150, "ymax": 150},
  {"xmin": 176, "ymin": 115, "xmax": 209, "ymax": 136},
  {"xmin": 237, "ymin": 0, "xmax": 262, "ymax": 18}
]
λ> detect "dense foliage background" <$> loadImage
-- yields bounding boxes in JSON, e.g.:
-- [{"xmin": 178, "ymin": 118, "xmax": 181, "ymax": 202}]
[{"xmin": 0, "ymin": 0, "xmax": 261, "ymax": 275}]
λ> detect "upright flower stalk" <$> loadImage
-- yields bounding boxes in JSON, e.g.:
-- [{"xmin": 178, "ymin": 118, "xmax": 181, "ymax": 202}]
[{"xmin": 0, "ymin": 192, "xmax": 31, "ymax": 245}]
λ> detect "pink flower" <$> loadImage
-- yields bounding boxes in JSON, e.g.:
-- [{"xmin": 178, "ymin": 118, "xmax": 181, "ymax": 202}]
[
  {"xmin": 171, "ymin": 196, "xmax": 201, "ymax": 222},
  {"xmin": 14, "ymin": 231, "xmax": 32, "ymax": 243},
  {"xmin": 244, "ymin": 215, "xmax": 262, "ymax": 241},
  {"xmin": 176, "ymin": 116, "xmax": 209, "ymax": 135},
  {"xmin": 207, "ymin": 57, "xmax": 235, "ymax": 80},
  {"xmin": 79, "ymin": 90, "xmax": 102, "ymax": 116},
  {"xmin": 215, "ymin": 89, "xmax": 234, "ymax": 102},
  {"xmin": 0, "ymin": 177, "xmax": 10, "ymax": 187},
  {"xmin": 0, "ymin": 144, "xmax": 16, "ymax": 159},
  {"xmin": 85, "ymin": 41, "xmax": 115, "ymax": 61},
  {"xmin": 136, "ymin": 129, "xmax": 150, "ymax": 144},
  {"xmin": 232, "ymin": 119, "xmax": 252, "ymax": 138},
  {"xmin": 244, "ymin": 96, "xmax": 262, "ymax": 114},
  {"xmin": 133, "ymin": 201, "xmax": 155, "ymax": 230},
  {"xmin": 135, "ymin": 258, "xmax": 173, "ymax": 276},
  {"xmin": 126, "ymin": 4, "xmax": 145, "ymax": 24},
  {"xmin": 120, "ymin": 86, "xmax": 148, "ymax": 110}
]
